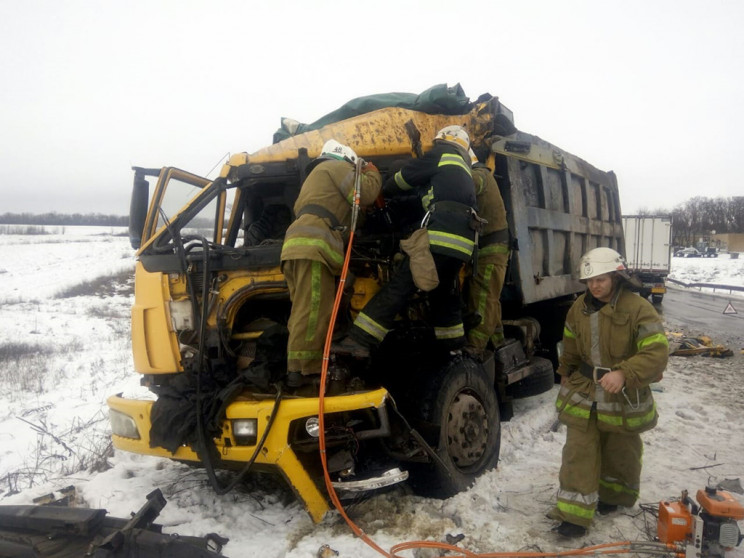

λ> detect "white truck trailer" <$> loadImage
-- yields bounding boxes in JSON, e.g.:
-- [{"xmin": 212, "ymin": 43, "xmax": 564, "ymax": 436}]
[{"xmin": 622, "ymin": 215, "xmax": 673, "ymax": 303}]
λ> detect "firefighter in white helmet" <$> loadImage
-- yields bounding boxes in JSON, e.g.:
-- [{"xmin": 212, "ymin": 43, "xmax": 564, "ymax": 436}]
[
  {"xmin": 434, "ymin": 125, "xmax": 471, "ymax": 154},
  {"xmin": 280, "ymin": 139, "xmax": 381, "ymax": 388},
  {"xmin": 547, "ymin": 247, "xmax": 668, "ymax": 538},
  {"xmin": 335, "ymin": 125, "xmax": 478, "ymax": 357}
]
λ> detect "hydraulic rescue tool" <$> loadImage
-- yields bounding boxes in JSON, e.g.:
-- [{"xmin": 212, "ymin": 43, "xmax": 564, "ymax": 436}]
[{"xmin": 658, "ymin": 487, "xmax": 744, "ymax": 558}]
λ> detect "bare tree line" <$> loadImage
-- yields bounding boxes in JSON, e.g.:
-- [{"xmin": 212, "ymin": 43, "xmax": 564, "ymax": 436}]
[
  {"xmin": 3, "ymin": 197, "xmax": 743, "ymax": 249},
  {"xmin": 636, "ymin": 196, "xmax": 744, "ymax": 247},
  {"xmin": 0, "ymin": 212, "xmax": 127, "ymax": 226}
]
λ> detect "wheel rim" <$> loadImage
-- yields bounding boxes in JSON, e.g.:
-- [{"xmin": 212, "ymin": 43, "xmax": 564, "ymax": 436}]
[{"xmin": 444, "ymin": 390, "xmax": 489, "ymax": 469}]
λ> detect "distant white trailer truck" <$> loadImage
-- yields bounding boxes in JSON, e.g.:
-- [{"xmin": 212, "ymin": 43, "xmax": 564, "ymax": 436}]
[{"xmin": 622, "ymin": 215, "xmax": 672, "ymax": 304}]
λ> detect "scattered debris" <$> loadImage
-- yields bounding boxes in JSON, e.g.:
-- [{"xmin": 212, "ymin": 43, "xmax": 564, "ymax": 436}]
[
  {"xmin": 0, "ymin": 488, "xmax": 229, "ymax": 557},
  {"xmin": 670, "ymin": 336, "xmax": 734, "ymax": 358},
  {"xmin": 317, "ymin": 544, "xmax": 339, "ymax": 558},
  {"xmin": 32, "ymin": 484, "xmax": 77, "ymax": 507},
  {"xmin": 718, "ymin": 478, "xmax": 744, "ymax": 495}
]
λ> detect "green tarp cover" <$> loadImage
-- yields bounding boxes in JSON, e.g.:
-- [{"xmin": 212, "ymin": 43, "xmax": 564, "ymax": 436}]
[{"xmin": 272, "ymin": 83, "xmax": 490, "ymax": 143}]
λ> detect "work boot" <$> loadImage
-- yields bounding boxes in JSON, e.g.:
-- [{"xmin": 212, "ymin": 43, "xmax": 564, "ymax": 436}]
[
  {"xmin": 284, "ymin": 372, "xmax": 321, "ymax": 396},
  {"xmin": 597, "ymin": 502, "xmax": 619, "ymax": 515},
  {"xmin": 332, "ymin": 337, "xmax": 370, "ymax": 359},
  {"xmin": 552, "ymin": 521, "xmax": 587, "ymax": 538},
  {"xmin": 286, "ymin": 371, "xmax": 313, "ymax": 389}
]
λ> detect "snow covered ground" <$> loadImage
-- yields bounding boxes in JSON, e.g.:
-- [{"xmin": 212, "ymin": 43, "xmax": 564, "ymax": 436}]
[
  {"xmin": 1, "ymin": 227, "xmax": 742, "ymax": 558},
  {"xmin": 668, "ymin": 252, "xmax": 744, "ymax": 298}
]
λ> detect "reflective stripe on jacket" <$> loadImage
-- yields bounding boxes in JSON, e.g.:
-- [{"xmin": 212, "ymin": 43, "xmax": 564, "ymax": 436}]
[
  {"xmin": 387, "ymin": 143, "xmax": 477, "ymax": 262},
  {"xmin": 555, "ymin": 286, "xmax": 669, "ymax": 433},
  {"xmin": 281, "ymin": 159, "xmax": 381, "ymax": 273},
  {"xmin": 425, "ymin": 201, "xmax": 476, "ymax": 261}
]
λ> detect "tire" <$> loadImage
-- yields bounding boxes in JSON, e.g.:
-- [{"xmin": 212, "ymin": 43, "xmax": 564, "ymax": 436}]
[
  {"xmin": 652, "ymin": 294, "xmax": 663, "ymax": 304},
  {"xmin": 408, "ymin": 357, "xmax": 501, "ymax": 498},
  {"xmin": 506, "ymin": 357, "xmax": 555, "ymax": 399}
]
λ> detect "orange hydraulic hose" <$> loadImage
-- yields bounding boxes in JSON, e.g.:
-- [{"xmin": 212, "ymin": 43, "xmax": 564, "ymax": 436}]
[
  {"xmin": 317, "ymin": 160, "xmax": 392, "ymax": 558},
  {"xmin": 390, "ymin": 540, "xmax": 677, "ymax": 558}
]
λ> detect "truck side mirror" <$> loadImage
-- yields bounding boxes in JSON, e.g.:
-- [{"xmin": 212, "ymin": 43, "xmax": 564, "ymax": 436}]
[{"xmin": 129, "ymin": 173, "xmax": 150, "ymax": 249}]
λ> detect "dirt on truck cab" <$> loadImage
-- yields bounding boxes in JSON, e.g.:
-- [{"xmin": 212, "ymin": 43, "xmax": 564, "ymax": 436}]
[{"xmin": 107, "ymin": 84, "xmax": 625, "ymax": 522}]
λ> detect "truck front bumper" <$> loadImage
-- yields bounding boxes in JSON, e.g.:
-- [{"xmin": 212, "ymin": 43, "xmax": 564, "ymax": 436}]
[{"xmin": 107, "ymin": 388, "xmax": 389, "ymax": 522}]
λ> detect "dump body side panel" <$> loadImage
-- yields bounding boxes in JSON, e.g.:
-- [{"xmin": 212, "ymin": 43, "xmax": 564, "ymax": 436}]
[{"xmin": 493, "ymin": 132, "xmax": 625, "ymax": 305}]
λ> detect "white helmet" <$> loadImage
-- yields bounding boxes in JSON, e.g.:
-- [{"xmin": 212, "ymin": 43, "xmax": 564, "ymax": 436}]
[
  {"xmin": 578, "ymin": 247, "xmax": 628, "ymax": 281},
  {"xmin": 434, "ymin": 125, "xmax": 470, "ymax": 151},
  {"xmin": 320, "ymin": 139, "xmax": 358, "ymax": 164}
]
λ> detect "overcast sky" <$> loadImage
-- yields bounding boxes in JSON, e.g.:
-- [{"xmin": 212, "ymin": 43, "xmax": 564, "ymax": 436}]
[{"xmin": 1, "ymin": 0, "xmax": 742, "ymax": 216}]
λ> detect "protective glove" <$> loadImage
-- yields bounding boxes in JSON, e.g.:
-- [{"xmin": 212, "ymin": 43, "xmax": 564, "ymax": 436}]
[{"xmin": 382, "ymin": 175, "xmax": 400, "ymax": 197}]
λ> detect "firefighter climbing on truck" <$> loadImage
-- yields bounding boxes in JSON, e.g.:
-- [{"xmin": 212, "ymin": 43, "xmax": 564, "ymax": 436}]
[
  {"xmin": 463, "ymin": 147, "xmax": 510, "ymax": 359},
  {"xmin": 335, "ymin": 125, "xmax": 478, "ymax": 357},
  {"xmin": 280, "ymin": 139, "xmax": 381, "ymax": 389}
]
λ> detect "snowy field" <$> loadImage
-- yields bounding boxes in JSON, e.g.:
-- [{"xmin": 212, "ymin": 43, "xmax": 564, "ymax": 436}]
[
  {"xmin": 668, "ymin": 252, "xmax": 744, "ymax": 296},
  {"xmin": 1, "ymin": 227, "xmax": 743, "ymax": 558}
]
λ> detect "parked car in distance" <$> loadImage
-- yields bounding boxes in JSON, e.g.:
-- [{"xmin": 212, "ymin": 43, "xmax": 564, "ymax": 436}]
[
  {"xmin": 702, "ymin": 247, "xmax": 719, "ymax": 258},
  {"xmin": 674, "ymin": 247, "xmax": 701, "ymax": 257}
]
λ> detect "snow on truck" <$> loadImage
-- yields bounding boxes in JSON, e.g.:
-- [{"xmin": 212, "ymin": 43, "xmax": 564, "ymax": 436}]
[
  {"xmin": 107, "ymin": 85, "xmax": 625, "ymax": 522},
  {"xmin": 622, "ymin": 215, "xmax": 672, "ymax": 304}
]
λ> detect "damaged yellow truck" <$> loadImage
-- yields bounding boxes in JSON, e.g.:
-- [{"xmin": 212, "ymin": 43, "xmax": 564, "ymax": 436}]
[{"xmin": 108, "ymin": 87, "xmax": 625, "ymax": 522}]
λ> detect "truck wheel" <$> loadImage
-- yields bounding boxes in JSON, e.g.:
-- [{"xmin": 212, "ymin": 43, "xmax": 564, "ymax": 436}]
[
  {"xmin": 506, "ymin": 357, "xmax": 555, "ymax": 399},
  {"xmin": 409, "ymin": 357, "xmax": 500, "ymax": 498},
  {"xmin": 652, "ymin": 294, "xmax": 663, "ymax": 304}
]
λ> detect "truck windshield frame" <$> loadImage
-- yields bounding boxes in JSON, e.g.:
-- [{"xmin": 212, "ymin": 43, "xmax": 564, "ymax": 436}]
[{"xmin": 139, "ymin": 168, "xmax": 232, "ymax": 253}]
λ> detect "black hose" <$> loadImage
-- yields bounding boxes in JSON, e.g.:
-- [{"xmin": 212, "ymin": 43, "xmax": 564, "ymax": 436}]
[
  {"xmin": 199, "ymin": 384, "xmax": 283, "ymax": 495},
  {"xmin": 159, "ymin": 209, "xmax": 202, "ymax": 334},
  {"xmin": 191, "ymin": 236, "xmax": 284, "ymax": 495}
]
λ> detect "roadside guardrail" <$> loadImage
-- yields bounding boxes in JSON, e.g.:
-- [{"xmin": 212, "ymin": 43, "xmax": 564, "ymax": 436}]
[{"xmin": 666, "ymin": 277, "xmax": 744, "ymax": 294}]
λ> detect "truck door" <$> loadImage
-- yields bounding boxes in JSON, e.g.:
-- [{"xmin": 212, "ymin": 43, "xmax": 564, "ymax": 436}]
[{"xmin": 137, "ymin": 168, "xmax": 223, "ymax": 252}]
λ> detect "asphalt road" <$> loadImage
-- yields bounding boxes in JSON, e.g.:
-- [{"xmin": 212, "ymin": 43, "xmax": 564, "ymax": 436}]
[{"xmin": 657, "ymin": 286, "xmax": 744, "ymax": 347}]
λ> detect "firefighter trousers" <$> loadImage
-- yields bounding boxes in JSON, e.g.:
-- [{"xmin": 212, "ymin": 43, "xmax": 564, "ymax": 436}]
[
  {"xmin": 465, "ymin": 248, "xmax": 508, "ymax": 351},
  {"xmin": 550, "ymin": 407, "xmax": 643, "ymax": 527},
  {"xmin": 350, "ymin": 253, "xmax": 466, "ymax": 350},
  {"xmin": 283, "ymin": 259, "xmax": 336, "ymax": 375}
]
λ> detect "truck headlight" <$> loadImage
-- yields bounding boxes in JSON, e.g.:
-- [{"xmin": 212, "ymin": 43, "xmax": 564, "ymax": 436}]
[
  {"xmin": 109, "ymin": 409, "xmax": 140, "ymax": 439},
  {"xmin": 232, "ymin": 419, "xmax": 258, "ymax": 446},
  {"xmin": 305, "ymin": 417, "xmax": 320, "ymax": 438}
]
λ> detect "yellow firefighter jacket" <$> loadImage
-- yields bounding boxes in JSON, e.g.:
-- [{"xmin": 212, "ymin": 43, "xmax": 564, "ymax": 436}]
[
  {"xmin": 555, "ymin": 285, "xmax": 668, "ymax": 433},
  {"xmin": 280, "ymin": 159, "xmax": 381, "ymax": 273}
]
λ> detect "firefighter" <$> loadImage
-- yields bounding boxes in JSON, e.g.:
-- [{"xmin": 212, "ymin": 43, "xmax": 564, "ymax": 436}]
[
  {"xmin": 548, "ymin": 247, "xmax": 668, "ymax": 538},
  {"xmin": 280, "ymin": 140, "xmax": 381, "ymax": 387},
  {"xmin": 335, "ymin": 125, "xmax": 477, "ymax": 357},
  {"xmin": 464, "ymin": 148, "xmax": 509, "ymax": 359}
]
